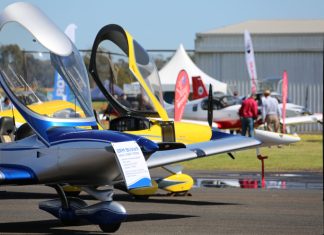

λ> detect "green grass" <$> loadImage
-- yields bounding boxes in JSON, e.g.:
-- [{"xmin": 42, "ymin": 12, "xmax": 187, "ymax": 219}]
[{"xmin": 181, "ymin": 134, "xmax": 323, "ymax": 172}]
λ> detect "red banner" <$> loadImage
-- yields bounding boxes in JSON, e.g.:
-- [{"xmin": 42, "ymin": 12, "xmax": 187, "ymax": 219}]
[
  {"xmin": 282, "ymin": 70, "xmax": 288, "ymax": 133},
  {"xmin": 174, "ymin": 70, "xmax": 190, "ymax": 121}
]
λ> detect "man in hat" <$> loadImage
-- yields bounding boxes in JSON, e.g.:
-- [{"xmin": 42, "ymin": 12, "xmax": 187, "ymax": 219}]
[{"xmin": 261, "ymin": 89, "xmax": 281, "ymax": 132}]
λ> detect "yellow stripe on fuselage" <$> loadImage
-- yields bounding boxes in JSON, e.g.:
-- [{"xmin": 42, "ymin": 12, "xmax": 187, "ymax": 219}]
[{"xmin": 126, "ymin": 120, "xmax": 212, "ymax": 144}]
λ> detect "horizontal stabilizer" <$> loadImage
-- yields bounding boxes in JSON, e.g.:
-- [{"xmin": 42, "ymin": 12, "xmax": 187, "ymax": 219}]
[
  {"xmin": 255, "ymin": 129, "xmax": 300, "ymax": 147},
  {"xmin": 282, "ymin": 114, "xmax": 323, "ymax": 125},
  {"xmin": 147, "ymin": 135, "xmax": 260, "ymax": 168}
]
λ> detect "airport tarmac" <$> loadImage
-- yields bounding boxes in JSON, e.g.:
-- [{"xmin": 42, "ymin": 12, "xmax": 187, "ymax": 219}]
[{"xmin": 0, "ymin": 172, "xmax": 323, "ymax": 235}]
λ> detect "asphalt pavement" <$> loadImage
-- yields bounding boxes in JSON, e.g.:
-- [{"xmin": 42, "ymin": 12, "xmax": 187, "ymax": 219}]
[{"xmin": 0, "ymin": 173, "xmax": 322, "ymax": 235}]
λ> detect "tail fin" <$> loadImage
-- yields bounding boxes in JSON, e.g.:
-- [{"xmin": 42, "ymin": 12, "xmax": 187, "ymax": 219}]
[{"xmin": 192, "ymin": 76, "xmax": 208, "ymax": 99}]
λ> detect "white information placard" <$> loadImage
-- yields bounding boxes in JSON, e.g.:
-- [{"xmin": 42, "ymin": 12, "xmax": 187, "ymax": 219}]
[{"xmin": 112, "ymin": 141, "xmax": 152, "ymax": 190}]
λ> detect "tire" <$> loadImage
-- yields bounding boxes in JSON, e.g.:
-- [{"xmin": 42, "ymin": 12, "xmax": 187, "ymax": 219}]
[{"xmin": 99, "ymin": 223, "xmax": 121, "ymax": 233}]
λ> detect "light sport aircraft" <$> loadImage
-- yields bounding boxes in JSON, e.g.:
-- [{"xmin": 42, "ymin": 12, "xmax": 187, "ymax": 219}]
[
  {"xmin": 170, "ymin": 75, "xmax": 322, "ymax": 131},
  {"xmin": 0, "ymin": 2, "xmax": 264, "ymax": 232},
  {"xmin": 86, "ymin": 23, "xmax": 303, "ymax": 196}
]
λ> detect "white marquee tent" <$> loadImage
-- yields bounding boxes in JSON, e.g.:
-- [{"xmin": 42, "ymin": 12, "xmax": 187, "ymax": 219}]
[{"xmin": 158, "ymin": 44, "xmax": 227, "ymax": 94}]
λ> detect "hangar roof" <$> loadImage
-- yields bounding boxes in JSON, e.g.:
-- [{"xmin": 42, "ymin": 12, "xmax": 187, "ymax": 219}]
[{"xmin": 200, "ymin": 20, "xmax": 324, "ymax": 35}]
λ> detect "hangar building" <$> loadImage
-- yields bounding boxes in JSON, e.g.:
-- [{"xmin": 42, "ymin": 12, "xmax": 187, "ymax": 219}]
[{"xmin": 195, "ymin": 20, "xmax": 324, "ymax": 133}]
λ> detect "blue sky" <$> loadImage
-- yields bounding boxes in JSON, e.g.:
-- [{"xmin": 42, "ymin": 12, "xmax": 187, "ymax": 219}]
[{"xmin": 0, "ymin": 0, "xmax": 324, "ymax": 50}]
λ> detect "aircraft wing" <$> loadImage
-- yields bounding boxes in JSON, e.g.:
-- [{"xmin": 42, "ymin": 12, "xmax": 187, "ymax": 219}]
[
  {"xmin": 282, "ymin": 113, "xmax": 323, "ymax": 125},
  {"xmin": 146, "ymin": 134, "xmax": 260, "ymax": 168}
]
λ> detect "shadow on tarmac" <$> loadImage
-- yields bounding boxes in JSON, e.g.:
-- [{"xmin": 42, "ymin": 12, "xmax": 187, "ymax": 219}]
[
  {"xmin": 0, "ymin": 190, "xmax": 241, "ymax": 207},
  {"xmin": 0, "ymin": 191, "xmax": 56, "ymax": 200},
  {"xmin": 0, "ymin": 213, "xmax": 197, "ymax": 234},
  {"xmin": 114, "ymin": 193, "xmax": 241, "ymax": 206},
  {"xmin": 126, "ymin": 213, "xmax": 197, "ymax": 222},
  {"xmin": 0, "ymin": 219, "xmax": 101, "ymax": 234}
]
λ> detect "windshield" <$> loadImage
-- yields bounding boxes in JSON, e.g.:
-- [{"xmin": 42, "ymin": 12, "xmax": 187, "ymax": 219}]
[
  {"xmin": 92, "ymin": 35, "xmax": 164, "ymax": 113},
  {"xmin": 258, "ymin": 77, "xmax": 282, "ymax": 93},
  {"xmin": 0, "ymin": 22, "xmax": 92, "ymax": 119},
  {"xmin": 51, "ymin": 45, "xmax": 93, "ymax": 117}
]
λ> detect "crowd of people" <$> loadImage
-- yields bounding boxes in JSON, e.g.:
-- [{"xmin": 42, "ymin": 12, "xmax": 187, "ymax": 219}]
[{"xmin": 238, "ymin": 89, "xmax": 282, "ymax": 137}]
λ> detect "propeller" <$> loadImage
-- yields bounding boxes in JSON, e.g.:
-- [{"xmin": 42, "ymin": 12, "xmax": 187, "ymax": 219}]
[
  {"xmin": 304, "ymin": 85, "xmax": 309, "ymax": 114},
  {"xmin": 206, "ymin": 84, "xmax": 234, "ymax": 160},
  {"xmin": 207, "ymin": 84, "xmax": 213, "ymax": 127}
]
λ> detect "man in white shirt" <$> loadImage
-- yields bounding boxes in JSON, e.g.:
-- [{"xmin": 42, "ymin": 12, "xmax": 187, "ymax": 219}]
[{"xmin": 261, "ymin": 90, "xmax": 281, "ymax": 132}]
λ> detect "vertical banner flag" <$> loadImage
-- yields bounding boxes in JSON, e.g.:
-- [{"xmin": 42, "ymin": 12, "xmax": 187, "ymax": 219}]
[
  {"xmin": 174, "ymin": 69, "xmax": 190, "ymax": 121},
  {"xmin": 244, "ymin": 30, "xmax": 258, "ymax": 94},
  {"xmin": 282, "ymin": 70, "xmax": 288, "ymax": 133},
  {"xmin": 53, "ymin": 24, "xmax": 77, "ymax": 101}
]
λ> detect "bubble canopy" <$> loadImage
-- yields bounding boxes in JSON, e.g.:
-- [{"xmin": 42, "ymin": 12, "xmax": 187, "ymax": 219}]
[
  {"xmin": 89, "ymin": 24, "xmax": 169, "ymax": 120},
  {"xmin": 0, "ymin": 2, "xmax": 97, "ymax": 145}
]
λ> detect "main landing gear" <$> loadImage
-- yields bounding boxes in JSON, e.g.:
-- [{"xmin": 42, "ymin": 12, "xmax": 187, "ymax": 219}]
[{"xmin": 39, "ymin": 185, "xmax": 126, "ymax": 233}]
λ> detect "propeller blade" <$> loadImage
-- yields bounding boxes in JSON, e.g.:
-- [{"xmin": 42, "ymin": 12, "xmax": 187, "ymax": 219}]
[
  {"xmin": 207, "ymin": 84, "xmax": 213, "ymax": 127},
  {"xmin": 305, "ymin": 85, "xmax": 309, "ymax": 112}
]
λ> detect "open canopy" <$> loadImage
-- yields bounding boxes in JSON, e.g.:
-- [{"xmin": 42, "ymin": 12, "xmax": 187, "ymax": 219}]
[
  {"xmin": 0, "ymin": 2, "xmax": 97, "ymax": 145},
  {"xmin": 89, "ymin": 24, "xmax": 169, "ymax": 120}
]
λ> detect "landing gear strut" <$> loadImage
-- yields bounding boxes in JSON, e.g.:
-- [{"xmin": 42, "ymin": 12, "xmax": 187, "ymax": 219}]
[{"xmin": 39, "ymin": 184, "xmax": 127, "ymax": 233}]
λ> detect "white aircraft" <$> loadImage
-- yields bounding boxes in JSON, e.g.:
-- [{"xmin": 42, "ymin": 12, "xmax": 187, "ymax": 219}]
[
  {"xmin": 166, "ymin": 30, "xmax": 322, "ymax": 131},
  {"xmin": 0, "ymin": 2, "xmax": 273, "ymax": 233},
  {"xmin": 167, "ymin": 80, "xmax": 323, "ymax": 130}
]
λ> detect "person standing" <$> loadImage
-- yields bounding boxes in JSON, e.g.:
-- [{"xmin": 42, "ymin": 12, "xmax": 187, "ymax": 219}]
[
  {"xmin": 239, "ymin": 93, "xmax": 258, "ymax": 137},
  {"xmin": 2, "ymin": 97, "xmax": 13, "ymax": 110},
  {"xmin": 261, "ymin": 89, "xmax": 281, "ymax": 132}
]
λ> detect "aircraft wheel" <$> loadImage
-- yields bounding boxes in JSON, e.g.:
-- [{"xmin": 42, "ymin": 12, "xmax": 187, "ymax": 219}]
[
  {"xmin": 59, "ymin": 208, "xmax": 80, "ymax": 225},
  {"xmin": 99, "ymin": 223, "xmax": 121, "ymax": 233}
]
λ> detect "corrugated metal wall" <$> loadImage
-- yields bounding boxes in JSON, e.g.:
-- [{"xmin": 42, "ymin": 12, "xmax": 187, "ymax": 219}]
[
  {"xmin": 195, "ymin": 33, "xmax": 323, "ymax": 133},
  {"xmin": 226, "ymin": 80, "xmax": 323, "ymax": 133}
]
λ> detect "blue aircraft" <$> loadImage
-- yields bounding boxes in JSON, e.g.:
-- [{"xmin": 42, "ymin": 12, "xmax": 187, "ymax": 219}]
[{"xmin": 0, "ymin": 2, "xmax": 261, "ymax": 233}]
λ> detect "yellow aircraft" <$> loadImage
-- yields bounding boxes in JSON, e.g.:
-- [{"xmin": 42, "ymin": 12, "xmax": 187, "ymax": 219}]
[
  {"xmin": 87, "ymin": 24, "xmax": 298, "ymax": 197},
  {"xmin": 89, "ymin": 24, "xmax": 219, "ymax": 197}
]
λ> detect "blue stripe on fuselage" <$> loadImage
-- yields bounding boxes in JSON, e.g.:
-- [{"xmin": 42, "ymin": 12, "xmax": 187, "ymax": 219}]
[
  {"xmin": 0, "ymin": 164, "xmax": 38, "ymax": 184},
  {"xmin": 46, "ymin": 127, "xmax": 159, "ymax": 153}
]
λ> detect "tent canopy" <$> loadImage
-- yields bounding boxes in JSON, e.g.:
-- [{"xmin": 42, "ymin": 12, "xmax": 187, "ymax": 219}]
[{"xmin": 158, "ymin": 44, "xmax": 227, "ymax": 94}]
